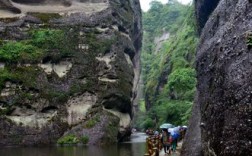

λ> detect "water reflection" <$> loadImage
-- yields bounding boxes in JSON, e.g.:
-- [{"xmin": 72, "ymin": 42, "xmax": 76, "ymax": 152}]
[
  {"xmin": 0, "ymin": 133, "xmax": 147, "ymax": 156},
  {"xmin": 0, "ymin": 143, "xmax": 145, "ymax": 156}
]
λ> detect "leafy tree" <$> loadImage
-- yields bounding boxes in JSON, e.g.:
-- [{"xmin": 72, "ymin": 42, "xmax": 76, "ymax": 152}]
[{"xmin": 167, "ymin": 68, "xmax": 196, "ymax": 95}]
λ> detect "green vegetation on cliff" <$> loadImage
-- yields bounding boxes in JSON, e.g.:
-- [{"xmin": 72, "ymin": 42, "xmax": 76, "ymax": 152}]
[
  {"xmin": 57, "ymin": 134, "xmax": 79, "ymax": 145},
  {"xmin": 0, "ymin": 26, "xmax": 117, "ymax": 106},
  {"xmin": 134, "ymin": 0, "xmax": 198, "ymax": 130},
  {"xmin": 0, "ymin": 29, "xmax": 66, "ymax": 63},
  {"xmin": 57, "ymin": 134, "xmax": 89, "ymax": 145},
  {"xmin": 84, "ymin": 116, "xmax": 100, "ymax": 128},
  {"xmin": 0, "ymin": 41, "xmax": 42, "ymax": 63}
]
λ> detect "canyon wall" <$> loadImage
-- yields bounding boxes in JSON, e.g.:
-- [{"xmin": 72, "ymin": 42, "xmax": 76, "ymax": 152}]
[
  {"xmin": 0, "ymin": 0, "xmax": 142, "ymax": 146},
  {"xmin": 182, "ymin": 0, "xmax": 252, "ymax": 155}
]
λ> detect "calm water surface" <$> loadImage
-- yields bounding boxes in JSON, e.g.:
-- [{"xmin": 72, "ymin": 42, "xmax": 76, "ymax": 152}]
[{"xmin": 0, "ymin": 133, "xmax": 147, "ymax": 156}]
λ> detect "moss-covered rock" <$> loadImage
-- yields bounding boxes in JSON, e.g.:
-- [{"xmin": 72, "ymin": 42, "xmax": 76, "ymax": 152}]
[
  {"xmin": 0, "ymin": 0, "xmax": 142, "ymax": 146},
  {"xmin": 27, "ymin": 13, "xmax": 62, "ymax": 23}
]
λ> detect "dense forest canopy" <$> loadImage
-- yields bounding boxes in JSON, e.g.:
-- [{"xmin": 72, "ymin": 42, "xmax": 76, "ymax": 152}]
[{"xmin": 134, "ymin": 0, "xmax": 198, "ymax": 130}]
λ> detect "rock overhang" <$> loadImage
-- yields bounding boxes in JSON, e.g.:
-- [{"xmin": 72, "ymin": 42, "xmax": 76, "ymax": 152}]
[{"xmin": 0, "ymin": 0, "xmax": 109, "ymax": 18}]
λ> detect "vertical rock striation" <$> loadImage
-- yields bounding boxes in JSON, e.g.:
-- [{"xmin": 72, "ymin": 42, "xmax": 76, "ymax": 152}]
[{"xmin": 0, "ymin": 0, "xmax": 142, "ymax": 146}]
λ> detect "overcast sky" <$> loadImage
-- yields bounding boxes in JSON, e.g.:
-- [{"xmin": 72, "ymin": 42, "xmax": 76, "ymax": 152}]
[{"xmin": 139, "ymin": 0, "xmax": 192, "ymax": 12}]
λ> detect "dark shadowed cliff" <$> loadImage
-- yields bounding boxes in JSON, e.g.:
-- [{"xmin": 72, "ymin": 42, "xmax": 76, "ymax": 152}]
[
  {"xmin": 182, "ymin": 0, "xmax": 252, "ymax": 155},
  {"xmin": 194, "ymin": 0, "xmax": 220, "ymax": 34}
]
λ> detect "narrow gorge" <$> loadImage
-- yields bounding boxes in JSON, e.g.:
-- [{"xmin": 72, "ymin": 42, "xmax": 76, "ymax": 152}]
[{"xmin": 0, "ymin": 0, "xmax": 251, "ymax": 156}]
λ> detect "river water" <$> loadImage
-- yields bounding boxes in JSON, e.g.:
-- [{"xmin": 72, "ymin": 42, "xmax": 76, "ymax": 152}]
[{"xmin": 0, "ymin": 133, "xmax": 147, "ymax": 156}]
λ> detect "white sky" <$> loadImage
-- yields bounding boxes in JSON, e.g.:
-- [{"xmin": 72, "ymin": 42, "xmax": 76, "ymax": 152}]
[{"xmin": 140, "ymin": 0, "xmax": 192, "ymax": 12}]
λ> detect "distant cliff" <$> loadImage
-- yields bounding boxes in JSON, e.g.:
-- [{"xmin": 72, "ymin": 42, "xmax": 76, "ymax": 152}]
[
  {"xmin": 0, "ymin": 0, "xmax": 142, "ymax": 146},
  {"xmin": 182, "ymin": 0, "xmax": 252, "ymax": 155},
  {"xmin": 137, "ymin": 1, "xmax": 197, "ymax": 130}
]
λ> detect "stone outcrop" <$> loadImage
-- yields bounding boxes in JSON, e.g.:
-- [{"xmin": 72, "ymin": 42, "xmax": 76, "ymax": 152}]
[
  {"xmin": 0, "ymin": 0, "xmax": 21, "ymax": 13},
  {"xmin": 11, "ymin": 0, "xmax": 71, "ymax": 5},
  {"xmin": 0, "ymin": 0, "xmax": 142, "ymax": 146},
  {"xmin": 183, "ymin": 0, "xmax": 252, "ymax": 155}
]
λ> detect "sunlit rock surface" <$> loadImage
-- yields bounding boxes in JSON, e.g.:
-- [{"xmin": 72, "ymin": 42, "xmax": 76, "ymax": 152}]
[{"xmin": 0, "ymin": 0, "xmax": 142, "ymax": 146}]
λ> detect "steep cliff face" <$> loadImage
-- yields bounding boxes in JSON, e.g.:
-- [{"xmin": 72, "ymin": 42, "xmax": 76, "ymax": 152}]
[
  {"xmin": 183, "ymin": 0, "xmax": 252, "ymax": 155},
  {"xmin": 0, "ymin": 0, "xmax": 142, "ymax": 146},
  {"xmin": 181, "ymin": 92, "xmax": 202, "ymax": 156}
]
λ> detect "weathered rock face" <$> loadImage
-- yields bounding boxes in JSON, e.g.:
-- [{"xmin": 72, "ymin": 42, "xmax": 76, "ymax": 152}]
[
  {"xmin": 181, "ymin": 92, "xmax": 202, "ymax": 156},
  {"xmin": 0, "ymin": 0, "xmax": 142, "ymax": 146},
  {"xmin": 183, "ymin": 0, "xmax": 252, "ymax": 155}
]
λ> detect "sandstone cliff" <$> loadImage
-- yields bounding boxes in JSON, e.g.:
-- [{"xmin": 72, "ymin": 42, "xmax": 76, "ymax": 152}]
[
  {"xmin": 0, "ymin": 0, "xmax": 142, "ymax": 146},
  {"xmin": 182, "ymin": 0, "xmax": 252, "ymax": 155}
]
